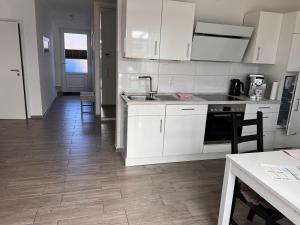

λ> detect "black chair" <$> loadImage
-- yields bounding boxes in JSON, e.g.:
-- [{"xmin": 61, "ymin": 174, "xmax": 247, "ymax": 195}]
[{"xmin": 230, "ymin": 111, "xmax": 284, "ymax": 225}]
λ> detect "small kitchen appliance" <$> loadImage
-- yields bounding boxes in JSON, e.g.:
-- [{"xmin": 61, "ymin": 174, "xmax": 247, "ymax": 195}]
[
  {"xmin": 246, "ymin": 74, "xmax": 267, "ymax": 99},
  {"xmin": 229, "ymin": 79, "xmax": 244, "ymax": 96}
]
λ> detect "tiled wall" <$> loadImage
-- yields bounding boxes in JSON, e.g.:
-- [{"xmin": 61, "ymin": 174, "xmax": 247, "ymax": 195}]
[{"xmin": 118, "ymin": 59, "xmax": 259, "ymax": 94}]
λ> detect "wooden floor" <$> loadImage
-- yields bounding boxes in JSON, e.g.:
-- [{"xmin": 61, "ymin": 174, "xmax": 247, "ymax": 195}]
[{"xmin": 0, "ymin": 96, "xmax": 293, "ymax": 225}]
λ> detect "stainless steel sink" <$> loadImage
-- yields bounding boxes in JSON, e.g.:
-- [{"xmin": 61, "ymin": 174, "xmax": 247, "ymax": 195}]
[
  {"xmin": 126, "ymin": 94, "xmax": 178, "ymax": 101},
  {"xmin": 155, "ymin": 94, "xmax": 178, "ymax": 101},
  {"xmin": 127, "ymin": 95, "xmax": 158, "ymax": 101}
]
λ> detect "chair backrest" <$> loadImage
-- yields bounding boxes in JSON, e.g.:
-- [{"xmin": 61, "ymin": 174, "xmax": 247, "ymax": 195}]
[{"xmin": 231, "ymin": 111, "xmax": 264, "ymax": 154}]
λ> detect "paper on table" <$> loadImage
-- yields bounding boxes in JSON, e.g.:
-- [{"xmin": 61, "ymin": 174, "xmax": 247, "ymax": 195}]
[
  {"xmin": 261, "ymin": 164, "xmax": 300, "ymax": 181},
  {"xmin": 283, "ymin": 149, "xmax": 300, "ymax": 161}
]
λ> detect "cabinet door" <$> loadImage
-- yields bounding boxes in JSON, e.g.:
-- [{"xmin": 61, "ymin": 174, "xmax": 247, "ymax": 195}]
[
  {"xmin": 127, "ymin": 116, "xmax": 164, "ymax": 158},
  {"xmin": 164, "ymin": 115, "xmax": 206, "ymax": 156},
  {"xmin": 254, "ymin": 12, "xmax": 282, "ymax": 64},
  {"xmin": 287, "ymin": 75, "xmax": 300, "ymax": 135},
  {"xmin": 160, "ymin": 0, "xmax": 195, "ymax": 60},
  {"xmin": 287, "ymin": 34, "xmax": 300, "ymax": 72},
  {"xmin": 243, "ymin": 12, "xmax": 282, "ymax": 64},
  {"xmin": 124, "ymin": 0, "xmax": 162, "ymax": 59}
]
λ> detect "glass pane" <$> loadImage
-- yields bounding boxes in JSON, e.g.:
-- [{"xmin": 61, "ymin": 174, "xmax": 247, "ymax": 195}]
[
  {"xmin": 64, "ymin": 33, "xmax": 87, "ymax": 50},
  {"xmin": 65, "ymin": 59, "xmax": 88, "ymax": 73}
]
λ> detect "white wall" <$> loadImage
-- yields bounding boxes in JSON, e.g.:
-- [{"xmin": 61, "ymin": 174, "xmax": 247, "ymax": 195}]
[
  {"xmin": 115, "ymin": 0, "xmax": 300, "ymax": 148},
  {"xmin": 0, "ymin": 0, "xmax": 43, "ymax": 116},
  {"xmin": 35, "ymin": 0, "xmax": 57, "ymax": 114}
]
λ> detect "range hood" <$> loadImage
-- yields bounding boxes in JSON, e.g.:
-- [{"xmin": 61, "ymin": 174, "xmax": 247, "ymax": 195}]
[{"xmin": 191, "ymin": 22, "xmax": 254, "ymax": 62}]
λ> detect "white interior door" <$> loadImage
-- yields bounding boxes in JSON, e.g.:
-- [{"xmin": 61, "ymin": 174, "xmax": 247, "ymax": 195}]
[
  {"xmin": 101, "ymin": 9, "xmax": 117, "ymax": 106},
  {"xmin": 62, "ymin": 31, "xmax": 91, "ymax": 92},
  {"xmin": 0, "ymin": 21, "xmax": 26, "ymax": 119}
]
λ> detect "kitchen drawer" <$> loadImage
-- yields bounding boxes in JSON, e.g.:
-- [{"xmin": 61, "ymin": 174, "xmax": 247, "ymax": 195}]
[
  {"xmin": 166, "ymin": 105, "xmax": 208, "ymax": 116},
  {"xmin": 245, "ymin": 104, "xmax": 280, "ymax": 114},
  {"xmin": 128, "ymin": 105, "xmax": 165, "ymax": 116},
  {"xmin": 243, "ymin": 113, "xmax": 279, "ymax": 133}
]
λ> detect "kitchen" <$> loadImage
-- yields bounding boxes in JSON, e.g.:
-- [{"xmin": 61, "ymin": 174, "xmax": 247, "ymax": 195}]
[{"xmin": 116, "ymin": 0, "xmax": 300, "ymax": 167}]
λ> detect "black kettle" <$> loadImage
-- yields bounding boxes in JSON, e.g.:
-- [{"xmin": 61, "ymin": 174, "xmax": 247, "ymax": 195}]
[{"xmin": 229, "ymin": 79, "xmax": 244, "ymax": 96}]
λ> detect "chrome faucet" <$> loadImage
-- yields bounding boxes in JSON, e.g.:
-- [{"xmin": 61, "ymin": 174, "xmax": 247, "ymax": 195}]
[{"xmin": 138, "ymin": 75, "xmax": 157, "ymax": 98}]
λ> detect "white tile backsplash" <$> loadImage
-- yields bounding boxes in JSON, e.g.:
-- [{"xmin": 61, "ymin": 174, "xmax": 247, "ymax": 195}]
[
  {"xmin": 159, "ymin": 61, "xmax": 197, "ymax": 75},
  {"xmin": 118, "ymin": 58, "xmax": 259, "ymax": 94}
]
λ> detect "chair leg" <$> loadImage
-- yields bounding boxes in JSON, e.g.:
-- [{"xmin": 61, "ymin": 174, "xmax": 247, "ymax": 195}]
[{"xmin": 247, "ymin": 209, "xmax": 255, "ymax": 221}]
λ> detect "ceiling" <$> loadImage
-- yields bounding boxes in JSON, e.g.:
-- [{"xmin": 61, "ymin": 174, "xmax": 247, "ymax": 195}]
[{"xmin": 41, "ymin": 0, "xmax": 93, "ymax": 14}]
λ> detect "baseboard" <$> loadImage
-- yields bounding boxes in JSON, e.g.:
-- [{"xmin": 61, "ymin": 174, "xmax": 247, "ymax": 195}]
[
  {"xmin": 30, "ymin": 115, "xmax": 43, "ymax": 119},
  {"xmin": 125, "ymin": 152, "xmax": 227, "ymax": 167}
]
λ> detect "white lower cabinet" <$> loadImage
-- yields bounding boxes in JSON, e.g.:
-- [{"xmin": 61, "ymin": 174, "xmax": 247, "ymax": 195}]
[
  {"xmin": 163, "ymin": 115, "xmax": 206, "ymax": 156},
  {"xmin": 127, "ymin": 115, "xmax": 164, "ymax": 158}
]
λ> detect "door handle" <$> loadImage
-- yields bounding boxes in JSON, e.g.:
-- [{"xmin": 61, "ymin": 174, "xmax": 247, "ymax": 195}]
[{"xmin": 10, "ymin": 69, "xmax": 20, "ymax": 76}]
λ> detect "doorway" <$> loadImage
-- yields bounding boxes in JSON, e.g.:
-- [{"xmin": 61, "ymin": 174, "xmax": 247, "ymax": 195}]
[
  {"xmin": 100, "ymin": 8, "xmax": 117, "ymax": 120},
  {"xmin": 61, "ymin": 30, "xmax": 92, "ymax": 93},
  {"xmin": 0, "ymin": 21, "xmax": 27, "ymax": 119}
]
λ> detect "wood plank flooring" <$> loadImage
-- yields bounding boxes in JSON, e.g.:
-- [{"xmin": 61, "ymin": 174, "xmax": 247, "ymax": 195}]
[{"xmin": 0, "ymin": 96, "xmax": 293, "ymax": 225}]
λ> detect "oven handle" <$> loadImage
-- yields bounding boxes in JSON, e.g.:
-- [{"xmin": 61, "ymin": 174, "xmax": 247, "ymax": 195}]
[{"xmin": 210, "ymin": 113, "xmax": 244, "ymax": 118}]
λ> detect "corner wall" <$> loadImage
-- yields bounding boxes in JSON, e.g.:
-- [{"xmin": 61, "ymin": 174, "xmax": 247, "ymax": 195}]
[{"xmin": 35, "ymin": 0, "xmax": 57, "ymax": 115}]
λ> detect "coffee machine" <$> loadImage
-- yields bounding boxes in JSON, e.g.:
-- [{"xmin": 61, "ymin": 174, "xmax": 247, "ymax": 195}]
[{"xmin": 246, "ymin": 74, "xmax": 267, "ymax": 99}]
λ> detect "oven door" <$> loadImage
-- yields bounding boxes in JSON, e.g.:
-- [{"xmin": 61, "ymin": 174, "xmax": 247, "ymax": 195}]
[{"xmin": 204, "ymin": 112, "xmax": 244, "ymax": 144}]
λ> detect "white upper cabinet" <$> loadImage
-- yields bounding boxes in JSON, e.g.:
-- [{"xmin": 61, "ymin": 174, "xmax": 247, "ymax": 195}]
[
  {"xmin": 159, "ymin": 0, "xmax": 195, "ymax": 60},
  {"xmin": 243, "ymin": 11, "xmax": 283, "ymax": 64},
  {"xmin": 292, "ymin": 12, "xmax": 300, "ymax": 33},
  {"xmin": 124, "ymin": 0, "xmax": 162, "ymax": 59},
  {"xmin": 124, "ymin": 0, "xmax": 195, "ymax": 60},
  {"xmin": 287, "ymin": 34, "xmax": 300, "ymax": 71}
]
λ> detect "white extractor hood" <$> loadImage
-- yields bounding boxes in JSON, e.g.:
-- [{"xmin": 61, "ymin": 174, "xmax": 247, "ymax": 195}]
[{"xmin": 191, "ymin": 22, "xmax": 254, "ymax": 62}]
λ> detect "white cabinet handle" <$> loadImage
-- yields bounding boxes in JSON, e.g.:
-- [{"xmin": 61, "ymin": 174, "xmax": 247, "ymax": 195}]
[
  {"xmin": 186, "ymin": 43, "xmax": 190, "ymax": 58},
  {"xmin": 256, "ymin": 47, "xmax": 261, "ymax": 61},
  {"xmin": 154, "ymin": 41, "xmax": 158, "ymax": 56},
  {"xmin": 258, "ymin": 106, "xmax": 270, "ymax": 109},
  {"xmin": 160, "ymin": 119, "xmax": 163, "ymax": 133},
  {"xmin": 181, "ymin": 108, "xmax": 195, "ymax": 111}
]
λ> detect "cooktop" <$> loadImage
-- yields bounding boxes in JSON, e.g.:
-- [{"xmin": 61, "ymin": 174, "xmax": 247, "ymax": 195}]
[{"xmin": 197, "ymin": 94, "xmax": 244, "ymax": 101}]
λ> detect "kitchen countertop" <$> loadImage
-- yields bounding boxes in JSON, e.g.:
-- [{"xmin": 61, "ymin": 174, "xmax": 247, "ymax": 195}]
[{"xmin": 121, "ymin": 93, "xmax": 281, "ymax": 105}]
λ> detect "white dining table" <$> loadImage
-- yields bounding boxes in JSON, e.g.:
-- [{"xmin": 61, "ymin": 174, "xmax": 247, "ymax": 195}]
[{"xmin": 218, "ymin": 151, "xmax": 300, "ymax": 225}]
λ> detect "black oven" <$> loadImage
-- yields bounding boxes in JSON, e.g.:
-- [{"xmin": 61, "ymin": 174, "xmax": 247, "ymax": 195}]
[{"xmin": 204, "ymin": 104, "xmax": 246, "ymax": 144}]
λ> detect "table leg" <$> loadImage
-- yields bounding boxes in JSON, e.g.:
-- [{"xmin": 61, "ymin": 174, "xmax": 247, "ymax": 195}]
[{"xmin": 218, "ymin": 158, "xmax": 236, "ymax": 225}]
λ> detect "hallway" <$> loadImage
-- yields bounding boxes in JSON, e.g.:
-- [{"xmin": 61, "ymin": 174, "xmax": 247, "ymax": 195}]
[{"xmin": 0, "ymin": 96, "xmax": 287, "ymax": 225}]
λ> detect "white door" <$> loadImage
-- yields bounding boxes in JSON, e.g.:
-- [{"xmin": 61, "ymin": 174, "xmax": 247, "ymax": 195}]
[
  {"xmin": 62, "ymin": 31, "xmax": 91, "ymax": 92},
  {"xmin": 287, "ymin": 74, "xmax": 300, "ymax": 135},
  {"xmin": 160, "ymin": 0, "xmax": 195, "ymax": 60},
  {"xmin": 127, "ymin": 116, "xmax": 164, "ymax": 158},
  {"xmin": 101, "ymin": 9, "xmax": 116, "ymax": 105},
  {"xmin": 164, "ymin": 115, "xmax": 206, "ymax": 156},
  {"xmin": 0, "ymin": 21, "xmax": 26, "ymax": 119},
  {"xmin": 288, "ymin": 34, "xmax": 300, "ymax": 72},
  {"xmin": 124, "ymin": 0, "xmax": 162, "ymax": 59}
]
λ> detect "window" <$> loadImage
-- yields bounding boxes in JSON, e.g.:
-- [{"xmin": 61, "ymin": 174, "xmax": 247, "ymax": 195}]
[{"xmin": 64, "ymin": 33, "xmax": 88, "ymax": 74}]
